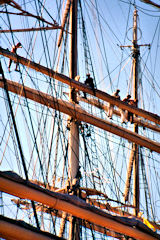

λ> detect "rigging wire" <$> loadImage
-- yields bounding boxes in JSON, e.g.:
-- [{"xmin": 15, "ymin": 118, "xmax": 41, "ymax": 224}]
[
  {"xmin": 117, "ymin": 1, "xmax": 132, "ymax": 87},
  {"xmin": 119, "ymin": 0, "xmax": 160, "ymax": 17},
  {"xmin": 0, "ymin": 0, "xmax": 61, "ymax": 230},
  {"xmin": 140, "ymin": 147, "xmax": 156, "ymax": 220},
  {"xmin": 87, "ymin": 0, "xmax": 124, "ymax": 45},
  {"xmin": 0, "ymin": 61, "xmax": 40, "ymax": 229},
  {"xmin": 94, "ymin": 0, "xmax": 113, "ymax": 91},
  {"xmin": 2, "ymin": 5, "xmax": 50, "ymax": 185},
  {"xmin": 79, "ymin": 0, "xmax": 120, "ymax": 198}
]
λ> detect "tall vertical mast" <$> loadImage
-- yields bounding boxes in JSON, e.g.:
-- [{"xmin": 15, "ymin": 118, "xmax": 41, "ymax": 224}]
[
  {"xmin": 68, "ymin": 0, "xmax": 79, "ymax": 182},
  {"xmin": 68, "ymin": 1, "xmax": 80, "ymax": 239},
  {"xmin": 132, "ymin": 8, "xmax": 139, "ymax": 216},
  {"xmin": 123, "ymin": 7, "xmax": 150, "ymax": 213}
]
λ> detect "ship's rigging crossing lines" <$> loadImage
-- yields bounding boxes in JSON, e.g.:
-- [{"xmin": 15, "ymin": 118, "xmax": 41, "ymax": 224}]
[
  {"xmin": 0, "ymin": 47, "xmax": 160, "ymax": 125},
  {"xmin": 0, "ymin": 73, "xmax": 160, "ymax": 153}
]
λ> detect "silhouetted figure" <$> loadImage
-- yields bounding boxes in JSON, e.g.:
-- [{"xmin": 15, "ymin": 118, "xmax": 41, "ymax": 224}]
[
  {"xmin": 71, "ymin": 166, "xmax": 82, "ymax": 195},
  {"xmin": 84, "ymin": 73, "xmax": 95, "ymax": 98},
  {"xmin": 8, "ymin": 42, "xmax": 22, "ymax": 72},
  {"xmin": 76, "ymin": 166, "xmax": 82, "ymax": 180},
  {"xmin": 108, "ymin": 89, "xmax": 120, "ymax": 119}
]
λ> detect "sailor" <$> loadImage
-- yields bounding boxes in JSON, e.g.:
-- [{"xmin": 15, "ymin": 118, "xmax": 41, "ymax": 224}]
[
  {"xmin": 71, "ymin": 166, "xmax": 82, "ymax": 195},
  {"xmin": 120, "ymin": 94, "xmax": 131, "ymax": 123},
  {"xmin": 84, "ymin": 73, "xmax": 95, "ymax": 98},
  {"xmin": 75, "ymin": 75, "xmax": 80, "ymax": 84},
  {"xmin": 128, "ymin": 98, "xmax": 138, "ymax": 124},
  {"xmin": 66, "ymin": 117, "xmax": 73, "ymax": 130},
  {"xmin": 70, "ymin": 75, "xmax": 80, "ymax": 103},
  {"xmin": 108, "ymin": 89, "xmax": 120, "ymax": 119},
  {"xmin": 76, "ymin": 166, "xmax": 82, "ymax": 180},
  {"xmin": 8, "ymin": 42, "xmax": 22, "ymax": 72},
  {"xmin": 65, "ymin": 179, "xmax": 70, "ymax": 193},
  {"xmin": 122, "ymin": 95, "xmax": 137, "ymax": 124}
]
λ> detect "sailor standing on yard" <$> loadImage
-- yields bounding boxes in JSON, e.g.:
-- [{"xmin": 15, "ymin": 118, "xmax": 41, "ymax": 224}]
[
  {"xmin": 121, "ymin": 94, "xmax": 131, "ymax": 123},
  {"xmin": 8, "ymin": 42, "xmax": 22, "ymax": 72},
  {"xmin": 128, "ymin": 98, "xmax": 138, "ymax": 124},
  {"xmin": 70, "ymin": 75, "xmax": 80, "ymax": 103},
  {"xmin": 108, "ymin": 89, "xmax": 120, "ymax": 119},
  {"xmin": 84, "ymin": 73, "xmax": 95, "ymax": 98}
]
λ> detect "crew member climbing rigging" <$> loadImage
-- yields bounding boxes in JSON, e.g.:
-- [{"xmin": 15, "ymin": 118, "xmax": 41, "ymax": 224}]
[{"xmin": 8, "ymin": 42, "xmax": 22, "ymax": 72}]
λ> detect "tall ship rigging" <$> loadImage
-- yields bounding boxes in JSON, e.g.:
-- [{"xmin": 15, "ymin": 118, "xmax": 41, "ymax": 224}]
[{"xmin": 0, "ymin": 0, "xmax": 160, "ymax": 239}]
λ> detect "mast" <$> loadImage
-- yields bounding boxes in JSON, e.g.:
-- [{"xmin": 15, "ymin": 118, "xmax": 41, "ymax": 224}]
[
  {"xmin": 123, "ymin": 7, "xmax": 151, "ymax": 211},
  {"xmin": 68, "ymin": 1, "xmax": 80, "ymax": 239},
  {"xmin": 68, "ymin": 0, "xmax": 79, "ymax": 183},
  {"xmin": 132, "ymin": 7, "xmax": 139, "ymax": 216}
]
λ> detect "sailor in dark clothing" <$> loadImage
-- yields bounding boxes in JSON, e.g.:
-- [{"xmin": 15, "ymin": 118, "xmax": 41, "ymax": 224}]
[
  {"xmin": 123, "ymin": 94, "xmax": 131, "ymax": 104},
  {"xmin": 8, "ymin": 42, "xmax": 22, "ymax": 72},
  {"xmin": 85, "ymin": 73, "xmax": 94, "ymax": 89},
  {"xmin": 84, "ymin": 73, "xmax": 95, "ymax": 98},
  {"xmin": 71, "ymin": 166, "xmax": 82, "ymax": 195},
  {"xmin": 121, "ymin": 94, "xmax": 137, "ymax": 124},
  {"xmin": 75, "ymin": 166, "xmax": 82, "ymax": 180}
]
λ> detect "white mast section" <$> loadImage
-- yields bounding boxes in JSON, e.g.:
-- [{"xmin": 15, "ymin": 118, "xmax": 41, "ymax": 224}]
[{"xmin": 68, "ymin": 0, "xmax": 79, "ymax": 183}]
